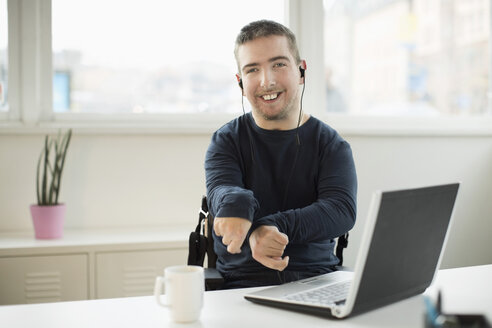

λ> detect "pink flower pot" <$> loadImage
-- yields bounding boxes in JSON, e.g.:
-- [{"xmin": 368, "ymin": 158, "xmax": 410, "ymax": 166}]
[{"xmin": 30, "ymin": 204, "xmax": 66, "ymax": 239}]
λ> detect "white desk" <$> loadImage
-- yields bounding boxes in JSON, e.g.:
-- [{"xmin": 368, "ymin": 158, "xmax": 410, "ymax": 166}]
[{"xmin": 1, "ymin": 265, "xmax": 490, "ymax": 328}]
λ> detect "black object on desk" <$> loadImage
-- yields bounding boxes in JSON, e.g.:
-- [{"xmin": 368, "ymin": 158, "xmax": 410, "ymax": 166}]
[{"xmin": 424, "ymin": 291, "xmax": 491, "ymax": 328}]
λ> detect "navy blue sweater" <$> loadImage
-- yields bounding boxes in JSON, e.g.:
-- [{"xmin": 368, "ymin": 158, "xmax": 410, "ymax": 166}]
[{"xmin": 205, "ymin": 113, "xmax": 357, "ymax": 275}]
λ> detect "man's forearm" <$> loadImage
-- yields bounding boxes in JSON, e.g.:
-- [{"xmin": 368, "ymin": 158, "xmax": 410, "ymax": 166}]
[
  {"xmin": 253, "ymin": 196, "xmax": 356, "ymax": 244},
  {"xmin": 207, "ymin": 185, "xmax": 258, "ymax": 221}
]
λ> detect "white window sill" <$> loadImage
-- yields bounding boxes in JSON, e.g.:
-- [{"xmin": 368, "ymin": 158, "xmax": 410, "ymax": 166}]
[
  {"xmin": 1, "ymin": 113, "xmax": 492, "ymax": 137},
  {"xmin": 320, "ymin": 114, "xmax": 492, "ymax": 137}
]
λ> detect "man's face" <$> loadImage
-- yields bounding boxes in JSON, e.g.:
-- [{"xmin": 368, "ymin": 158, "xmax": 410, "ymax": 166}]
[{"xmin": 236, "ymin": 35, "xmax": 303, "ymax": 125}]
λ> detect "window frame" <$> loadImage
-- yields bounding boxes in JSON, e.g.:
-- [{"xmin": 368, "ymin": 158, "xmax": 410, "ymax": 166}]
[
  {"xmin": 0, "ymin": 0, "xmax": 17, "ymax": 120},
  {"xmin": 2, "ymin": 0, "xmax": 492, "ymax": 137}
]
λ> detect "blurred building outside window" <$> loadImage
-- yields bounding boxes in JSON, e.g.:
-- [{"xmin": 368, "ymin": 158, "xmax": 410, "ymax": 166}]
[
  {"xmin": 51, "ymin": 0, "xmax": 284, "ymax": 114},
  {"xmin": 324, "ymin": 0, "xmax": 490, "ymax": 116}
]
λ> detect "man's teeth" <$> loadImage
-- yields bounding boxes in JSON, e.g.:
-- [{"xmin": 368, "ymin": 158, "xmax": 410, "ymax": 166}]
[{"xmin": 262, "ymin": 93, "xmax": 278, "ymax": 101}]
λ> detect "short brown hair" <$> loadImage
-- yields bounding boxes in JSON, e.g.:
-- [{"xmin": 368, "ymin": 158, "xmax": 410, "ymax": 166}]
[{"xmin": 234, "ymin": 20, "xmax": 301, "ymax": 71}]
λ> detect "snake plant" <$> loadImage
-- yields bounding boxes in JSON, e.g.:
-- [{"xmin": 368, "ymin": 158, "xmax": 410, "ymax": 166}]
[{"xmin": 36, "ymin": 129, "xmax": 72, "ymax": 206}]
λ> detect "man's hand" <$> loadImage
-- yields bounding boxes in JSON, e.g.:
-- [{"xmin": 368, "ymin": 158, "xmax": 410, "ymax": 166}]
[
  {"xmin": 213, "ymin": 217, "xmax": 252, "ymax": 254},
  {"xmin": 249, "ymin": 225, "xmax": 289, "ymax": 271}
]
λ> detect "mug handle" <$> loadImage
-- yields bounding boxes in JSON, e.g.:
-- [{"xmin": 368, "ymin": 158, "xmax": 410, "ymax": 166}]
[{"xmin": 154, "ymin": 276, "xmax": 169, "ymax": 308}]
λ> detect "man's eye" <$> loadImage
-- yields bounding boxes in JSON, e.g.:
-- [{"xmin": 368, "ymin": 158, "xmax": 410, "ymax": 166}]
[
  {"xmin": 274, "ymin": 63, "xmax": 286, "ymax": 68},
  {"xmin": 246, "ymin": 68, "xmax": 258, "ymax": 74}
]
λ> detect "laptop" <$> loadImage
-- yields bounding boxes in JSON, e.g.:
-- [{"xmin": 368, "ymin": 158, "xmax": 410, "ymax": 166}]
[{"xmin": 245, "ymin": 183, "xmax": 460, "ymax": 318}]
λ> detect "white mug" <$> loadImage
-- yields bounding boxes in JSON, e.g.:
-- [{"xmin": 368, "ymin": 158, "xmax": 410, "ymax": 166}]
[{"xmin": 154, "ymin": 265, "xmax": 204, "ymax": 323}]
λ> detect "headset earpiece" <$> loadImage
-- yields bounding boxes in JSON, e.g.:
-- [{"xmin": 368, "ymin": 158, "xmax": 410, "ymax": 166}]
[
  {"xmin": 299, "ymin": 67, "xmax": 305, "ymax": 78},
  {"xmin": 236, "ymin": 74, "xmax": 243, "ymax": 89}
]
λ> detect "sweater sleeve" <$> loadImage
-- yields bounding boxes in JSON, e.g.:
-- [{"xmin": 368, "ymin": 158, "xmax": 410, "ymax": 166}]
[
  {"xmin": 205, "ymin": 128, "xmax": 259, "ymax": 221},
  {"xmin": 251, "ymin": 139, "xmax": 357, "ymax": 243}
]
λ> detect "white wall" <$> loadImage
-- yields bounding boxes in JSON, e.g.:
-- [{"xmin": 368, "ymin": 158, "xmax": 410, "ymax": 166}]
[
  {"xmin": 1, "ymin": 128, "xmax": 491, "ymax": 269},
  {"xmin": 346, "ymin": 134, "xmax": 492, "ymax": 269}
]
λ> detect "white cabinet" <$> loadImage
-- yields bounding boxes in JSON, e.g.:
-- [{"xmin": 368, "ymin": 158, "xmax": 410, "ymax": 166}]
[
  {"xmin": 0, "ymin": 254, "xmax": 88, "ymax": 305},
  {"xmin": 0, "ymin": 227, "xmax": 188, "ymax": 305},
  {"xmin": 96, "ymin": 248, "xmax": 186, "ymax": 298}
]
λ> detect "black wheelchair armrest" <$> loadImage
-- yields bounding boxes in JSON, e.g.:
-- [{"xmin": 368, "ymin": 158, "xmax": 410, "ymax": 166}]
[{"xmin": 204, "ymin": 267, "xmax": 224, "ymax": 291}]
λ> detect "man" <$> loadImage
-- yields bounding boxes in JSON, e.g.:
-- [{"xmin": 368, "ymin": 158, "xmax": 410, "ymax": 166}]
[{"xmin": 205, "ymin": 20, "xmax": 357, "ymax": 289}]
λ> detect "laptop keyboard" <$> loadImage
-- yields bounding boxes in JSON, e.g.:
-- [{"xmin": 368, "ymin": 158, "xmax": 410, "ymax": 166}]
[{"xmin": 285, "ymin": 280, "xmax": 351, "ymax": 306}]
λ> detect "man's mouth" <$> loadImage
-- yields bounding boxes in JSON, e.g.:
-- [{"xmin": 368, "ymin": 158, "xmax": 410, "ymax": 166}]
[{"xmin": 261, "ymin": 93, "xmax": 279, "ymax": 101}]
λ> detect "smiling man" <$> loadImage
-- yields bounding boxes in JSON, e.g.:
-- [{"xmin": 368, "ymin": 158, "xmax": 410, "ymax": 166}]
[{"xmin": 205, "ymin": 20, "xmax": 357, "ymax": 289}]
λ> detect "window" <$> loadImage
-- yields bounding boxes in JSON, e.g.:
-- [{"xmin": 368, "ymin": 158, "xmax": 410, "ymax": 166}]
[
  {"xmin": 0, "ymin": 0, "xmax": 7, "ymax": 113},
  {"xmin": 324, "ymin": 0, "xmax": 491, "ymax": 116},
  {"xmin": 52, "ymin": 0, "xmax": 285, "ymax": 114},
  {"xmin": 4, "ymin": 0, "xmax": 492, "ymax": 132}
]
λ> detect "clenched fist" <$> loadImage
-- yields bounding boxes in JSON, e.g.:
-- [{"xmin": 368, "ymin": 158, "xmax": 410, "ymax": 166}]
[
  {"xmin": 214, "ymin": 217, "xmax": 252, "ymax": 254},
  {"xmin": 249, "ymin": 225, "xmax": 289, "ymax": 271}
]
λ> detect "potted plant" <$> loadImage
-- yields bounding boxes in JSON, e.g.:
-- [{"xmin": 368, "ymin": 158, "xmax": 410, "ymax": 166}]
[{"xmin": 30, "ymin": 129, "xmax": 72, "ymax": 239}]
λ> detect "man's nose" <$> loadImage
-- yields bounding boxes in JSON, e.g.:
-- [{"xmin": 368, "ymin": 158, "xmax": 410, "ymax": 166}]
[{"xmin": 260, "ymin": 69, "xmax": 276, "ymax": 88}]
